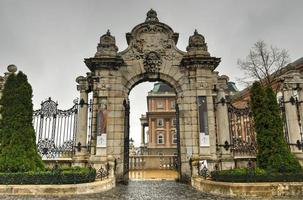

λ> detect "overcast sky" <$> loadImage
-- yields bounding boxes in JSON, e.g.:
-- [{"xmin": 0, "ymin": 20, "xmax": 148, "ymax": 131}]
[{"xmin": 1, "ymin": 0, "xmax": 302, "ymax": 146}]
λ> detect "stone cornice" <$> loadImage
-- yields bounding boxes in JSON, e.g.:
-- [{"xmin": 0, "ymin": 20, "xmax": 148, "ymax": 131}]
[
  {"xmin": 84, "ymin": 57, "xmax": 124, "ymax": 72},
  {"xmin": 180, "ymin": 56, "xmax": 221, "ymax": 70}
]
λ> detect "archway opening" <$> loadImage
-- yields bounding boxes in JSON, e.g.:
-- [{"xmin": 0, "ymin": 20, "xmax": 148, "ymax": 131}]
[{"xmin": 126, "ymin": 80, "xmax": 181, "ymax": 180}]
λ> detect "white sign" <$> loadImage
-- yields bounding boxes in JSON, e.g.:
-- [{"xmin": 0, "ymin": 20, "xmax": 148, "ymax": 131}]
[
  {"xmin": 187, "ymin": 147, "xmax": 193, "ymax": 158},
  {"xmin": 200, "ymin": 132, "xmax": 209, "ymax": 147},
  {"xmin": 97, "ymin": 134, "xmax": 107, "ymax": 147}
]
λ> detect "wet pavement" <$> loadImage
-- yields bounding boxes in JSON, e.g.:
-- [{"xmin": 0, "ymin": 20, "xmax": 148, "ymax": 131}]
[
  {"xmin": 1, "ymin": 180, "xmax": 301, "ymax": 200},
  {"xmin": 129, "ymin": 169, "xmax": 178, "ymax": 180}
]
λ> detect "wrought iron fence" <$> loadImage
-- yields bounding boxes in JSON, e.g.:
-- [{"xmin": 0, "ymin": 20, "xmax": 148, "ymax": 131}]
[
  {"xmin": 279, "ymin": 96, "xmax": 290, "ymax": 144},
  {"xmin": 33, "ymin": 98, "xmax": 78, "ymax": 159},
  {"xmin": 227, "ymin": 103, "xmax": 256, "ymax": 155},
  {"xmin": 279, "ymin": 95, "xmax": 303, "ymax": 150}
]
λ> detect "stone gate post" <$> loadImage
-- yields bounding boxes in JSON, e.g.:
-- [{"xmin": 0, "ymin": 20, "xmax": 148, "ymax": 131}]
[
  {"xmin": 180, "ymin": 30, "xmax": 221, "ymax": 177},
  {"xmin": 74, "ymin": 76, "xmax": 90, "ymax": 166},
  {"xmin": 281, "ymin": 71, "xmax": 303, "ymax": 161},
  {"xmin": 216, "ymin": 76, "xmax": 234, "ymax": 169}
]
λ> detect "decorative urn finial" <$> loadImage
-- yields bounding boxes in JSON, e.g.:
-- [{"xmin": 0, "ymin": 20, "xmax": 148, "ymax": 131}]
[
  {"xmin": 7, "ymin": 64, "xmax": 17, "ymax": 73},
  {"xmin": 95, "ymin": 29, "xmax": 118, "ymax": 57},
  {"xmin": 145, "ymin": 9, "xmax": 159, "ymax": 22},
  {"xmin": 186, "ymin": 29, "xmax": 210, "ymax": 56}
]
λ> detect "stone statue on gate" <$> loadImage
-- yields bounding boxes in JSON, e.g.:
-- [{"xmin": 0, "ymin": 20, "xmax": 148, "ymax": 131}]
[{"xmin": 97, "ymin": 99, "xmax": 107, "ymax": 135}]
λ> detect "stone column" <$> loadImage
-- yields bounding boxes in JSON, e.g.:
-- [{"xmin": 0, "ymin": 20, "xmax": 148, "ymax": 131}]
[
  {"xmin": 283, "ymin": 86, "xmax": 301, "ymax": 153},
  {"xmin": 298, "ymin": 85, "xmax": 303, "ymax": 134},
  {"xmin": 141, "ymin": 124, "xmax": 145, "ymax": 147},
  {"xmin": 74, "ymin": 76, "xmax": 89, "ymax": 166},
  {"xmin": 281, "ymin": 71, "xmax": 303, "ymax": 164},
  {"xmin": 216, "ymin": 85, "xmax": 234, "ymax": 169},
  {"xmin": 216, "ymin": 88, "xmax": 230, "ymax": 150}
]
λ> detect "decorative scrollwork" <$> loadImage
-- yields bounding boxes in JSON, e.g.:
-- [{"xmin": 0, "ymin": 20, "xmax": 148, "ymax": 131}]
[
  {"xmin": 58, "ymin": 140, "xmax": 74, "ymax": 152},
  {"xmin": 37, "ymin": 138, "xmax": 57, "ymax": 158},
  {"xmin": 96, "ymin": 163, "xmax": 110, "ymax": 180},
  {"xmin": 33, "ymin": 98, "xmax": 78, "ymax": 159},
  {"xmin": 232, "ymin": 138, "xmax": 256, "ymax": 153},
  {"xmin": 143, "ymin": 51, "xmax": 162, "ymax": 73},
  {"xmin": 227, "ymin": 103, "xmax": 256, "ymax": 155},
  {"xmin": 40, "ymin": 98, "xmax": 58, "ymax": 118}
]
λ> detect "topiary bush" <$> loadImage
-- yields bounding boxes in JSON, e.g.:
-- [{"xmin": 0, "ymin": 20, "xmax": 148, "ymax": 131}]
[
  {"xmin": 250, "ymin": 82, "xmax": 301, "ymax": 173},
  {"xmin": 0, "ymin": 71, "xmax": 44, "ymax": 172}
]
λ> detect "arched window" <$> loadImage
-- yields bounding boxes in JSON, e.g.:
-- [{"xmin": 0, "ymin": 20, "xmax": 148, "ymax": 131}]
[
  {"xmin": 157, "ymin": 134, "xmax": 164, "ymax": 144},
  {"xmin": 172, "ymin": 133, "xmax": 177, "ymax": 144}
]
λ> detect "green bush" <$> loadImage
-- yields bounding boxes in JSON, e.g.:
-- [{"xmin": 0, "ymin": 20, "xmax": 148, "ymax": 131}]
[
  {"xmin": 250, "ymin": 82, "xmax": 301, "ymax": 173},
  {"xmin": 0, "ymin": 166, "xmax": 96, "ymax": 184},
  {"xmin": 0, "ymin": 71, "xmax": 44, "ymax": 172},
  {"xmin": 211, "ymin": 168, "xmax": 303, "ymax": 182}
]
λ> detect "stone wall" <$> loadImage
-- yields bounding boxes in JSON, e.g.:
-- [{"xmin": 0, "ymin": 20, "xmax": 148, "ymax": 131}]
[
  {"xmin": 192, "ymin": 177, "xmax": 303, "ymax": 198},
  {"xmin": 0, "ymin": 178, "xmax": 115, "ymax": 195}
]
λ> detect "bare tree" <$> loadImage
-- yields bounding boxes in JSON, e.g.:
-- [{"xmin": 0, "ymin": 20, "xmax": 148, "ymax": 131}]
[{"xmin": 238, "ymin": 40, "xmax": 290, "ymax": 86}]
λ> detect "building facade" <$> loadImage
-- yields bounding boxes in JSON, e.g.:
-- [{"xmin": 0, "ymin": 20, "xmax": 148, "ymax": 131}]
[{"xmin": 140, "ymin": 82, "xmax": 177, "ymax": 155}]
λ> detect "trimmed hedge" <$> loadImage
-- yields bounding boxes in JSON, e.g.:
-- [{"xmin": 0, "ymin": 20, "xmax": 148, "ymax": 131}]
[
  {"xmin": 0, "ymin": 166, "xmax": 96, "ymax": 185},
  {"xmin": 211, "ymin": 168, "xmax": 303, "ymax": 182}
]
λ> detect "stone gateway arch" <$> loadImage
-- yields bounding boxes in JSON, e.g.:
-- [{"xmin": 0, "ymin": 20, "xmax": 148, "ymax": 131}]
[{"xmin": 75, "ymin": 10, "xmax": 234, "ymax": 182}]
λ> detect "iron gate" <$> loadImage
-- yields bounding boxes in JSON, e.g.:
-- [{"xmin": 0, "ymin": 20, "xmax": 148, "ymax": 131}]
[
  {"xmin": 175, "ymin": 103, "xmax": 181, "ymax": 175},
  {"xmin": 123, "ymin": 99, "xmax": 130, "ymax": 181},
  {"xmin": 227, "ymin": 103, "xmax": 256, "ymax": 156},
  {"xmin": 33, "ymin": 98, "xmax": 78, "ymax": 159}
]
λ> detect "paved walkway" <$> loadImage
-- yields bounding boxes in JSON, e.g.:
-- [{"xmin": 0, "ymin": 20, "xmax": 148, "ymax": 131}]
[
  {"xmin": 129, "ymin": 169, "xmax": 178, "ymax": 180},
  {"xmin": 1, "ymin": 180, "xmax": 301, "ymax": 200}
]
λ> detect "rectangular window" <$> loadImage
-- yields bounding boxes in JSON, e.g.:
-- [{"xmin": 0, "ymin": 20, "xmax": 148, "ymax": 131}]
[
  {"xmin": 171, "ymin": 100, "xmax": 176, "ymax": 109},
  {"xmin": 171, "ymin": 118, "xmax": 176, "ymax": 127},
  {"xmin": 157, "ymin": 118, "xmax": 164, "ymax": 127},
  {"xmin": 157, "ymin": 132, "xmax": 164, "ymax": 144},
  {"xmin": 172, "ymin": 131, "xmax": 177, "ymax": 144}
]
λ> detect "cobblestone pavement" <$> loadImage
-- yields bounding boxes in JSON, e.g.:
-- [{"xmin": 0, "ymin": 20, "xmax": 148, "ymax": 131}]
[{"xmin": 1, "ymin": 181, "xmax": 301, "ymax": 200}]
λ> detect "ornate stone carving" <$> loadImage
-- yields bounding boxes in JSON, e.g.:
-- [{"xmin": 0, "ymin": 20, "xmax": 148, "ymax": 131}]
[
  {"xmin": 76, "ymin": 76, "xmax": 90, "ymax": 92},
  {"xmin": 143, "ymin": 51, "xmax": 162, "ymax": 73},
  {"xmin": 181, "ymin": 30, "xmax": 220, "ymax": 70},
  {"xmin": 96, "ymin": 81, "xmax": 111, "ymax": 91},
  {"xmin": 97, "ymin": 98, "xmax": 108, "ymax": 135},
  {"xmin": 280, "ymin": 70, "xmax": 303, "ymax": 90},
  {"xmin": 121, "ymin": 10, "xmax": 182, "ymax": 62},
  {"xmin": 197, "ymin": 82, "xmax": 209, "ymax": 89},
  {"xmin": 145, "ymin": 9, "xmax": 159, "ymax": 22},
  {"xmin": 186, "ymin": 30, "xmax": 210, "ymax": 56},
  {"xmin": 95, "ymin": 30, "xmax": 118, "ymax": 58}
]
